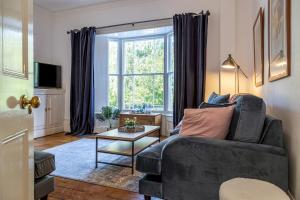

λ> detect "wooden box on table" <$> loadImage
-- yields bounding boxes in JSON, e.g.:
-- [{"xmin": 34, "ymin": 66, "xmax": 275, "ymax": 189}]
[{"xmin": 119, "ymin": 112, "xmax": 162, "ymax": 137}]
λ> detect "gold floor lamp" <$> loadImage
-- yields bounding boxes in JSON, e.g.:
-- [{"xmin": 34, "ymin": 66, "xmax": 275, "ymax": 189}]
[{"xmin": 219, "ymin": 54, "xmax": 248, "ymax": 94}]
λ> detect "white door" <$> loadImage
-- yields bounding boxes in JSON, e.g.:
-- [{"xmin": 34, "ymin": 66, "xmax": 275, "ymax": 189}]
[{"xmin": 0, "ymin": 0, "xmax": 34, "ymax": 199}]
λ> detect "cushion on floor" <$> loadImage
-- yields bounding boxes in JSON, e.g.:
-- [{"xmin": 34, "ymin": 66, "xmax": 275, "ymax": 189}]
[
  {"xmin": 34, "ymin": 150, "xmax": 56, "ymax": 179},
  {"xmin": 136, "ymin": 135, "xmax": 178, "ymax": 175}
]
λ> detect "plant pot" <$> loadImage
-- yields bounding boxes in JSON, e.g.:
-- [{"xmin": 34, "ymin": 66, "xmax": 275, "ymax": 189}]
[
  {"xmin": 110, "ymin": 119, "xmax": 119, "ymax": 129},
  {"xmin": 126, "ymin": 125, "xmax": 136, "ymax": 129}
]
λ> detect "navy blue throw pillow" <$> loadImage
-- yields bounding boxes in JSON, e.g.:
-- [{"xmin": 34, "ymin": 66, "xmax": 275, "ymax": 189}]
[
  {"xmin": 199, "ymin": 102, "xmax": 236, "ymax": 109},
  {"xmin": 207, "ymin": 92, "xmax": 230, "ymax": 104}
]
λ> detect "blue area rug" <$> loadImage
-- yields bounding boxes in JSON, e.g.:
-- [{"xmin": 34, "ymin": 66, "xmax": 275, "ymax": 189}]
[{"xmin": 44, "ymin": 138, "xmax": 143, "ymax": 192}]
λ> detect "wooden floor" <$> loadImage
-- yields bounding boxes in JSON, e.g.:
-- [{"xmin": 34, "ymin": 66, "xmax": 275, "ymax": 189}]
[{"xmin": 34, "ymin": 133, "xmax": 148, "ymax": 200}]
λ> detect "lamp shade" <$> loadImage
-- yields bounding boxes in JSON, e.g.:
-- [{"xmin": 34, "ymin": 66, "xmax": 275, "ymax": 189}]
[
  {"xmin": 220, "ymin": 54, "xmax": 248, "ymax": 95},
  {"xmin": 222, "ymin": 54, "xmax": 236, "ymax": 69}
]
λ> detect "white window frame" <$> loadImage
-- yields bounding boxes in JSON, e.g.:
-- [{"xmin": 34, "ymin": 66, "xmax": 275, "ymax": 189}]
[
  {"xmin": 167, "ymin": 32, "xmax": 174, "ymax": 112},
  {"xmin": 108, "ymin": 32, "xmax": 174, "ymax": 114}
]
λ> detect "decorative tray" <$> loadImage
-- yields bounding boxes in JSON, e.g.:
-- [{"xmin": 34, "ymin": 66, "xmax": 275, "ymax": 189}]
[{"xmin": 118, "ymin": 125, "xmax": 145, "ymax": 133}]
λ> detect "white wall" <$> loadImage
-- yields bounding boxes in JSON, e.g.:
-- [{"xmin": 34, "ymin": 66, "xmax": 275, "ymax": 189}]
[
  {"xmin": 254, "ymin": 0, "xmax": 300, "ymax": 198},
  {"xmin": 94, "ymin": 35, "xmax": 109, "ymax": 111},
  {"xmin": 33, "ymin": 5, "xmax": 54, "ymax": 64},
  {"xmin": 235, "ymin": 0, "xmax": 255, "ymax": 93},
  {"xmin": 235, "ymin": 0, "xmax": 300, "ymax": 198}
]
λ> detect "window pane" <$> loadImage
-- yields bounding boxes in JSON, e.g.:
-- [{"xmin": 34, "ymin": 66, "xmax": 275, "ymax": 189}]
[
  {"xmin": 168, "ymin": 34, "xmax": 174, "ymax": 72},
  {"xmin": 108, "ymin": 76, "xmax": 118, "ymax": 107},
  {"xmin": 124, "ymin": 38, "xmax": 164, "ymax": 74},
  {"xmin": 123, "ymin": 75, "xmax": 164, "ymax": 111},
  {"xmin": 168, "ymin": 73, "xmax": 174, "ymax": 111},
  {"xmin": 153, "ymin": 75, "xmax": 164, "ymax": 111},
  {"xmin": 108, "ymin": 40, "xmax": 118, "ymax": 74},
  {"xmin": 134, "ymin": 76, "xmax": 154, "ymax": 107},
  {"xmin": 123, "ymin": 76, "xmax": 134, "ymax": 110}
]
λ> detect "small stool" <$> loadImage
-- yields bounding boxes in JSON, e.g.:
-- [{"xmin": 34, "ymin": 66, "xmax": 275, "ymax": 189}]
[{"xmin": 219, "ymin": 178, "xmax": 290, "ymax": 200}]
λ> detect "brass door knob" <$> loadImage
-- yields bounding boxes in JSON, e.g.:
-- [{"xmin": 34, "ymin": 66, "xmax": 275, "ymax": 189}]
[{"xmin": 20, "ymin": 95, "xmax": 41, "ymax": 114}]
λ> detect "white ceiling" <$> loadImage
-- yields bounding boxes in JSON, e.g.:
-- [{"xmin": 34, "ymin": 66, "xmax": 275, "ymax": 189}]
[{"xmin": 34, "ymin": 0, "xmax": 122, "ymax": 12}]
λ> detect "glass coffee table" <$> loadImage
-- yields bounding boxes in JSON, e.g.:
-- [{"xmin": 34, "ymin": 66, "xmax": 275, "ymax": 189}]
[{"xmin": 95, "ymin": 125, "xmax": 160, "ymax": 174}]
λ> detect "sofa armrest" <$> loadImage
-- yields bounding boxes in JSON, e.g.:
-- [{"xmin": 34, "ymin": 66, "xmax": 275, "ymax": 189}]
[{"xmin": 161, "ymin": 136, "xmax": 288, "ymax": 200}]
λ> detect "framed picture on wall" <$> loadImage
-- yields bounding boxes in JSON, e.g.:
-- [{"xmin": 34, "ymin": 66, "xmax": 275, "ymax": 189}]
[
  {"xmin": 268, "ymin": 0, "xmax": 291, "ymax": 82},
  {"xmin": 253, "ymin": 8, "xmax": 264, "ymax": 87}
]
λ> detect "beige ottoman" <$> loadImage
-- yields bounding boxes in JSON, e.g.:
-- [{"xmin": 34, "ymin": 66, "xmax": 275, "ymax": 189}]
[{"xmin": 219, "ymin": 178, "xmax": 290, "ymax": 200}]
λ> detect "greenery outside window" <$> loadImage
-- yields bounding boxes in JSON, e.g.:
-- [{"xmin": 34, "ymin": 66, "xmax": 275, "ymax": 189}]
[{"xmin": 108, "ymin": 32, "xmax": 174, "ymax": 113}]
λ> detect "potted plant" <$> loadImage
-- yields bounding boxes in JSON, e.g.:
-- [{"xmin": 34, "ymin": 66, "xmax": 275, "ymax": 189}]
[
  {"xmin": 124, "ymin": 117, "xmax": 137, "ymax": 129},
  {"xmin": 95, "ymin": 106, "xmax": 120, "ymax": 129},
  {"xmin": 132, "ymin": 103, "xmax": 152, "ymax": 114}
]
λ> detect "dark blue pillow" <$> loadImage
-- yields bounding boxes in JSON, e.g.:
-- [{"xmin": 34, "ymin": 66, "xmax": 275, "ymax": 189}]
[
  {"xmin": 199, "ymin": 102, "xmax": 236, "ymax": 109},
  {"xmin": 207, "ymin": 92, "xmax": 230, "ymax": 104}
]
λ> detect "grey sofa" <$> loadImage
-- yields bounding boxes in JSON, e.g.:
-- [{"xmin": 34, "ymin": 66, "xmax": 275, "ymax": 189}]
[
  {"xmin": 136, "ymin": 94, "xmax": 289, "ymax": 200},
  {"xmin": 34, "ymin": 151, "xmax": 55, "ymax": 200}
]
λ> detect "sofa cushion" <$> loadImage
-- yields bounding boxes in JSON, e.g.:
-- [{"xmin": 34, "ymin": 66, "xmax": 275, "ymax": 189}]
[
  {"xmin": 34, "ymin": 151, "xmax": 55, "ymax": 179},
  {"xmin": 136, "ymin": 135, "xmax": 178, "ymax": 175},
  {"xmin": 180, "ymin": 106, "xmax": 234, "ymax": 139},
  {"xmin": 199, "ymin": 102, "xmax": 236, "ymax": 108},
  {"xmin": 259, "ymin": 115, "xmax": 284, "ymax": 148},
  {"xmin": 207, "ymin": 92, "xmax": 230, "ymax": 104},
  {"xmin": 227, "ymin": 95, "xmax": 266, "ymax": 143}
]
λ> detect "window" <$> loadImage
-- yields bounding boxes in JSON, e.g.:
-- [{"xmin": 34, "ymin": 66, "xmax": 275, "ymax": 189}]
[
  {"xmin": 108, "ymin": 32, "xmax": 174, "ymax": 112},
  {"xmin": 108, "ymin": 40, "xmax": 119, "ymax": 108}
]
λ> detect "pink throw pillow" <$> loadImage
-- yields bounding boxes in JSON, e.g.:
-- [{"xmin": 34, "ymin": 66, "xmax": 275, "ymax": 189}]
[{"xmin": 180, "ymin": 106, "xmax": 234, "ymax": 139}]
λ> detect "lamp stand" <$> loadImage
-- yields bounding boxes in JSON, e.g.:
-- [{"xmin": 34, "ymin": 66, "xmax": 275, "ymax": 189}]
[{"xmin": 220, "ymin": 54, "xmax": 248, "ymax": 95}]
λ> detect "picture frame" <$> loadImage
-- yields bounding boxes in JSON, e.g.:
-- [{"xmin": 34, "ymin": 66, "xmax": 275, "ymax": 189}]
[
  {"xmin": 253, "ymin": 8, "xmax": 264, "ymax": 87},
  {"xmin": 268, "ymin": 0, "xmax": 291, "ymax": 82}
]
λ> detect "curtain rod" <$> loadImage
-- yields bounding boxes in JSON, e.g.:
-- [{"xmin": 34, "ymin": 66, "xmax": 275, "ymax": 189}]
[{"xmin": 67, "ymin": 11, "xmax": 210, "ymax": 34}]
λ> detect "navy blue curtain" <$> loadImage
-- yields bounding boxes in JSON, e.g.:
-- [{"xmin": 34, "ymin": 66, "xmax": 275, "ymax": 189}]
[
  {"xmin": 173, "ymin": 12, "xmax": 209, "ymax": 127},
  {"xmin": 69, "ymin": 27, "xmax": 96, "ymax": 135}
]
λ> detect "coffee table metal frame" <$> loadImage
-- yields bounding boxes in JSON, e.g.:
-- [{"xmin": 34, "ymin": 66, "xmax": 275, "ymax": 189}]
[{"xmin": 95, "ymin": 126, "xmax": 160, "ymax": 174}]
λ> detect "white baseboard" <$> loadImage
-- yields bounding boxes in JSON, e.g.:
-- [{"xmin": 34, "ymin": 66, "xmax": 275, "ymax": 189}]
[{"xmin": 34, "ymin": 125, "xmax": 64, "ymax": 139}]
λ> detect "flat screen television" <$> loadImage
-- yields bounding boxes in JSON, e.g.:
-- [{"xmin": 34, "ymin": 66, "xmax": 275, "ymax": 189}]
[{"xmin": 34, "ymin": 62, "xmax": 62, "ymax": 88}]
